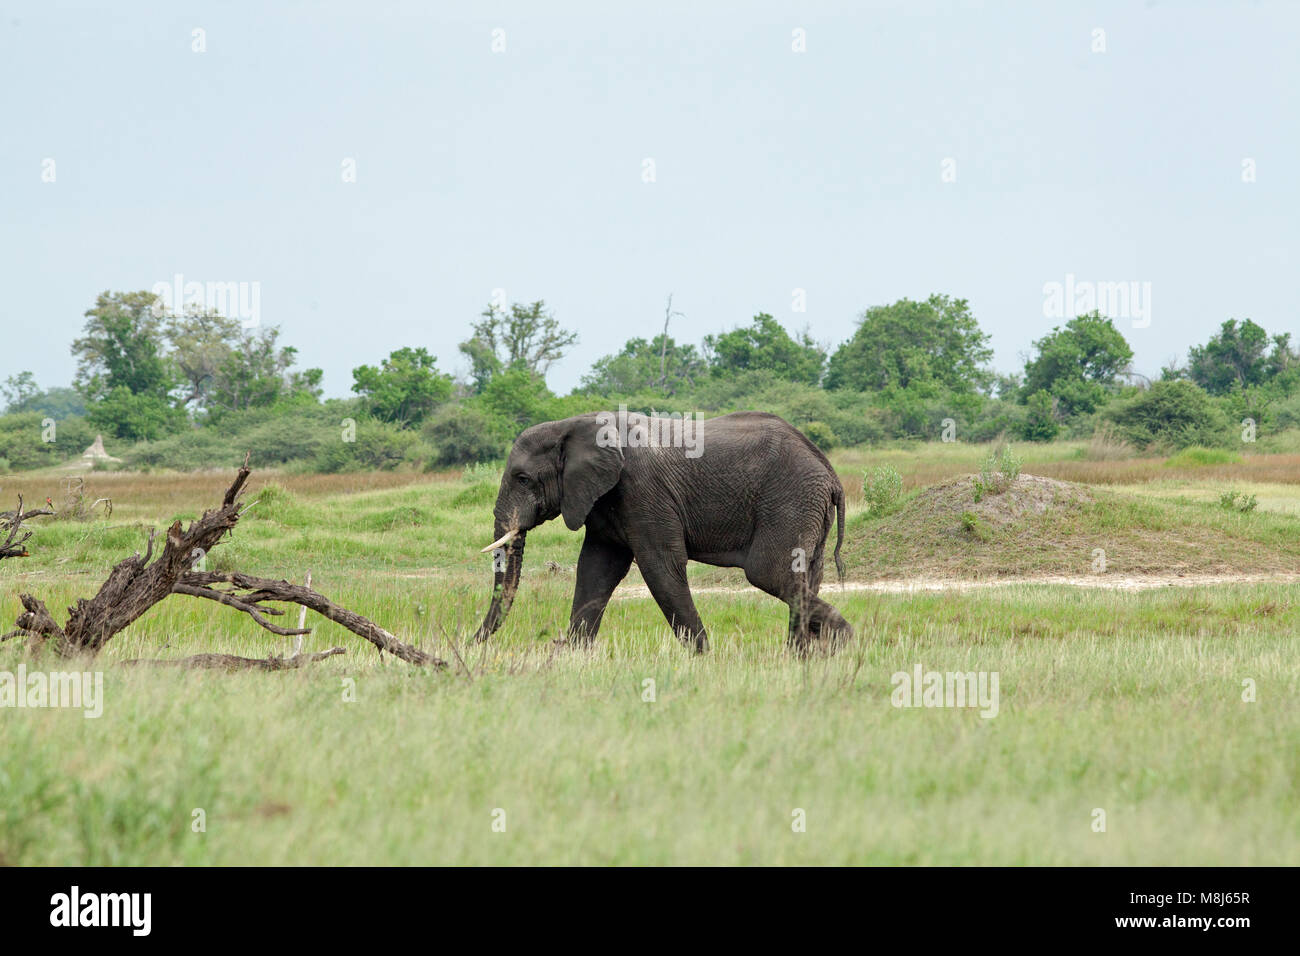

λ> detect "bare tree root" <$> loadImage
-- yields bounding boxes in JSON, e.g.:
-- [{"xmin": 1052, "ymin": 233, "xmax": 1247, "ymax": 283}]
[{"xmin": 6, "ymin": 457, "xmax": 447, "ymax": 670}]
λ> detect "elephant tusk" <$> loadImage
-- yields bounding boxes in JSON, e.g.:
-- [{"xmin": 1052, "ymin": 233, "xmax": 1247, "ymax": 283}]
[{"xmin": 480, "ymin": 528, "xmax": 518, "ymax": 553}]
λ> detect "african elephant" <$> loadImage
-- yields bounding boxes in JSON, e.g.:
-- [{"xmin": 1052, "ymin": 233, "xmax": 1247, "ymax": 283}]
[{"xmin": 473, "ymin": 410, "xmax": 852, "ymax": 652}]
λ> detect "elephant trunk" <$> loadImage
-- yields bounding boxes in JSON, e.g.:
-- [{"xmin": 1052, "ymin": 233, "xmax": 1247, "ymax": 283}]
[{"xmin": 473, "ymin": 520, "xmax": 527, "ymax": 642}]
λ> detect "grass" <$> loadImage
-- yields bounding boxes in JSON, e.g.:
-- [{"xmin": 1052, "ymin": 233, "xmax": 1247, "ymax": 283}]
[
  {"xmin": 1164, "ymin": 446, "xmax": 1243, "ymax": 468},
  {"xmin": 3, "ymin": 585, "xmax": 1296, "ymax": 865},
  {"xmin": 3, "ymin": 443, "xmax": 1300, "ymax": 864}
]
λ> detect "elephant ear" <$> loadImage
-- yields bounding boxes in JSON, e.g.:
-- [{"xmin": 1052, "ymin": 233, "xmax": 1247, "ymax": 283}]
[{"xmin": 560, "ymin": 418, "xmax": 624, "ymax": 531}]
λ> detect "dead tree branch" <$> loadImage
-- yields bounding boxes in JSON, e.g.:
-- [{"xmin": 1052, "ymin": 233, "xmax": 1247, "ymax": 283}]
[
  {"xmin": 0, "ymin": 495, "xmax": 55, "ymax": 561},
  {"xmin": 175, "ymin": 571, "xmax": 444, "ymax": 667},
  {"xmin": 7, "ymin": 458, "xmax": 447, "ymax": 669}
]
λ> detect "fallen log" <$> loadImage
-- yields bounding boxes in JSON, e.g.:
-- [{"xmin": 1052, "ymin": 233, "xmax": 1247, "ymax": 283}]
[{"xmin": 6, "ymin": 457, "xmax": 447, "ymax": 669}]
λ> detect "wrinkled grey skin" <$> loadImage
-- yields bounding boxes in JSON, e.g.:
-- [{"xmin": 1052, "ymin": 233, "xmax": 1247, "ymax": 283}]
[{"xmin": 473, "ymin": 411, "xmax": 851, "ymax": 653}]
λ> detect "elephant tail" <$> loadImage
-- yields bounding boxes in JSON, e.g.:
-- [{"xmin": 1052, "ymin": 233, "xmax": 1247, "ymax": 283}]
[{"xmin": 833, "ymin": 486, "xmax": 846, "ymax": 585}]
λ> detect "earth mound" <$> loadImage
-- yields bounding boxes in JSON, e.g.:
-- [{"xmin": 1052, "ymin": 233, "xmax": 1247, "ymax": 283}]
[{"xmin": 912, "ymin": 473, "xmax": 1093, "ymax": 534}]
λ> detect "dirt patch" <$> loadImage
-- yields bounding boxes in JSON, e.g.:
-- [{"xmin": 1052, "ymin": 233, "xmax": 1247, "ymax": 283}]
[{"xmin": 917, "ymin": 473, "xmax": 1092, "ymax": 533}]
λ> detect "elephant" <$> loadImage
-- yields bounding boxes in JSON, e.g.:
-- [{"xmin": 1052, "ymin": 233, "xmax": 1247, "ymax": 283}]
[{"xmin": 472, "ymin": 410, "xmax": 852, "ymax": 653}]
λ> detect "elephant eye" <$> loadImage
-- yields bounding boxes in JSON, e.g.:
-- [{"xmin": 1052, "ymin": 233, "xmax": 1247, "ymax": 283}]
[{"xmin": 516, "ymin": 473, "xmax": 530, "ymax": 485}]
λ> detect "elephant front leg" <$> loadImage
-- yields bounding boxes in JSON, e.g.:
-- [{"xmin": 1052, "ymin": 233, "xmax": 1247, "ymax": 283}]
[
  {"xmin": 567, "ymin": 535, "xmax": 633, "ymax": 644},
  {"xmin": 638, "ymin": 551, "xmax": 709, "ymax": 653}
]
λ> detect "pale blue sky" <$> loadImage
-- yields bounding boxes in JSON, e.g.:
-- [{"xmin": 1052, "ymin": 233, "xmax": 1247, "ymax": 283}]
[{"xmin": 2, "ymin": 1, "xmax": 1296, "ymax": 398}]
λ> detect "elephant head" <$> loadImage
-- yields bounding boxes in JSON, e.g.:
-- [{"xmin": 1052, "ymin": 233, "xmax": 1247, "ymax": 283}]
[{"xmin": 473, "ymin": 415, "xmax": 623, "ymax": 641}]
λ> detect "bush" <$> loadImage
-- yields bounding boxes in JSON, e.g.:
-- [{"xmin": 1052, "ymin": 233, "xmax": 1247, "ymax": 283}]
[
  {"xmin": 1017, "ymin": 391, "xmax": 1060, "ymax": 442},
  {"xmin": 960, "ymin": 510, "xmax": 993, "ymax": 541},
  {"xmin": 861, "ymin": 465, "xmax": 903, "ymax": 517},
  {"xmin": 0, "ymin": 413, "xmax": 96, "ymax": 470},
  {"xmin": 311, "ymin": 419, "xmax": 420, "ymax": 472},
  {"xmin": 1218, "ymin": 490, "xmax": 1258, "ymax": 513},
  {"xmin": 973, "ymin": 445, "xmax": 1021, "ymax": 502},
  {"xmin": 423, "ymin": 405, "xmax": 510, "ymax": 467},
  {"xmin": 86, "ymin": 388, "xmax": 186, "ymax": 442},
  {"xmin": 801, "ymin": 420, "xmax": 836, "ymax": 451},
  {"xmin": 965, "ymin": 399, "xmax": 1025, "ymax": 444},
  {"xmin": 1104, "ymin": 380, "xmax": 1229, "ymax": 450}
]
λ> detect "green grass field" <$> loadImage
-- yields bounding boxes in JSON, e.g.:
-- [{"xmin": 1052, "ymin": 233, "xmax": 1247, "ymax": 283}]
[{"xmin": 2, "ymin": 443, "xmax": 1298, "ymax": 864}]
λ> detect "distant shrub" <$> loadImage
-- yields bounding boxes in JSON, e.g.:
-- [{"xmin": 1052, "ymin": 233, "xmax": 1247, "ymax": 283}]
[
  {"xmin": 311, "ymin": 420, "xmax": 419, "ymax": 472},
  {"xmin": 1271, "ymin": 392, "xmax": 1300, "ymax": 432},
  {"xmin": 966, "ymin": 399, "xmax": 1025, "ymax": 444},
  {"xmin": 243, "ymin": 417, "xmax": 327, "ymax": 466},
  {"xmin": 0, "ymin": 413, "xmax": 96, "ymax": 470},
  {"xmin": 423, "ymin": 405, "xmax": 509, "ymax": 467},
  {"xmin": 1017, "ymin": 391, "xmax": 1060, "ymax": 442},
  {"xmin": 86, "ymin": 388, "xmax": 186, "ymax": 442},
  {"xmin": 861, "ymin": 465, "xmax": 903, "ymax": 517},
  {"xmin": 1105, "ymin": 380, "xmax": 1229, "ymax": 450},
  {"xmin": 1218, "ymin": 490, "xmax": 1258, "ymax": 513},
  {"xmin": 801, "ymin": 420, "xmax": 836, "ymax": 451}
]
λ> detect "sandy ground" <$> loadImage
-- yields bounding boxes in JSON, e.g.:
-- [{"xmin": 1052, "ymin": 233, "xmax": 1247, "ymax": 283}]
[{"xmin": 612, "ymin": 571, "xmax": 1300, "ymax": 599}]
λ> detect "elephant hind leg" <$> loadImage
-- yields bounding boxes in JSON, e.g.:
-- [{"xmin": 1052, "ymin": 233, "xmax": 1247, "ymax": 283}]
[
  {"xmin": 742, "ymin": 535, "xmax": 830, "ymax": 652},
  {"xmin": 806, "ymin": 597, "xmax": 853, "ymax": 646},
  {"xmin": 785, "ymin": 596, "xmax": 852, "ymax": 655}
]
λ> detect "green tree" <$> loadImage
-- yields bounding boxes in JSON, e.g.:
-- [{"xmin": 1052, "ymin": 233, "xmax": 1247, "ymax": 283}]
[
  {"xmin": 422, "ymin": 405, "xmax": 510, "ymax": 465},
  {"xmin": 1020, "ymin": 311, "xmax": 1133, "ymax": 416},
  {"xmin": 1104, "ymin": 380, "xmax": 1229, "ymax": 449},
  {"xmin": 164, "ymin": 307, "xmax": 245, "ymax": 409},
  {"xmin": 1188, "ymin": 319, "xmax": 1295, "ymax": 396},
  {"xmin": 470, "ymin": 366, "xmax": 560, "ymax": 430},
  {"xmin": 459, "ymin": 300, "xmax": 578, "ymax": 392},
  {"xmin": 351, "ymin": 347, "xmax": 454, "ymax": 426},
  {"xmin": 85, "ymin": 386, "xmax": 186, "ymax": 442},
  {"xmin": 703, "ymin": 313, "xmax": 825, "ymax": 386},
  {"xmin": 2, "ymin": 372, "xmax": 43, "ymax": 413},
  {"xmin": 580, "ymin": 334, "xmax": 705, "ymax": 396},
  {"xmin": 825, "ymin": 295, "xmax": 992, "ymax": 394},
  {"xmin": 1, "ymin": 383, "xmax": 86, "ymax": 419},
  {"xmin": 209, "ymin": 327, "xmax": 323, "ymax": 415},
  {"xmin": 71, "ymin": 291, "xmax": 174, "ymax": 401}
]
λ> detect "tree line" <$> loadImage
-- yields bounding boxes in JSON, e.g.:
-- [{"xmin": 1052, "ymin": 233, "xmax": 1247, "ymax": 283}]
[{"xmin": 2, "ymin": 289, "xmax": 1297, "ymax": 472}]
